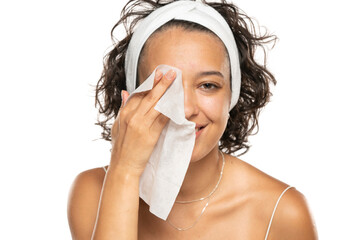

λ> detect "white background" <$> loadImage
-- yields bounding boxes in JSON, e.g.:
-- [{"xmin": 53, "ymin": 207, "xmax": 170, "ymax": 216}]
[{"xmin": 0, "ymin": 0, "xmax": 359, "ymax": 239}]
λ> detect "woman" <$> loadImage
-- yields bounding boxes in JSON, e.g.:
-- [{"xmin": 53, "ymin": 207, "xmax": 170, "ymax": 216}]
[{"xmin": 67, "ymin": 0, "xmax": 318, "ymax": 239}]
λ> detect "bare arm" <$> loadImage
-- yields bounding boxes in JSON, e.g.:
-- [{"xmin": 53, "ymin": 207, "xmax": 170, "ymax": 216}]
[
  {"xmin": 91, "ymin": 166, "xmax": 141, "ymax": 239},
  {"xmin": 68, "ymin": 69, "xmax": 176, "ymax": 240}
]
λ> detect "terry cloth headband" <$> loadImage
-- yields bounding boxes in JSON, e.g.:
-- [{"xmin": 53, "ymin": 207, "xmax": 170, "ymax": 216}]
[{"xmin": 125, "ymin": 0, "xmax": 241, "ymax": 111}]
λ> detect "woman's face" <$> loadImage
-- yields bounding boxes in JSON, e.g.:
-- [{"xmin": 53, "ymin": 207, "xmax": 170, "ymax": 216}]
[{"xmin": 138, "ymin": 27, "xmax": 231, "ymax": 161}]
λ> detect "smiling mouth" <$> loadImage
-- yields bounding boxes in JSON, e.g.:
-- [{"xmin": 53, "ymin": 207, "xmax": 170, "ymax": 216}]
[
  {"xmin": 195, "ymin": 126, "xmax": 204, "ymax": 132},
  {"xmin": 195, "ymin": 125, "xmax": 207, "ymax": 133}
]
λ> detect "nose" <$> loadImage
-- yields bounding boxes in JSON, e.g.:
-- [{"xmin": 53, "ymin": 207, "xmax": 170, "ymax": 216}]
[{"xmin": 183, "ymin": 85, "xmax": 200, "ymax": 120}]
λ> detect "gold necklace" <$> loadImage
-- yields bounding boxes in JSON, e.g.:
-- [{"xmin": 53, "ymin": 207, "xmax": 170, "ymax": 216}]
[{"xmin": 166, "ymin": 151, "xmax": 225, "ymax": 231}]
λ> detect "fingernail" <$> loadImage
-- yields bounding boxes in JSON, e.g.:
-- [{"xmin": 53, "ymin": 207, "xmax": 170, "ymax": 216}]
[
  {"xmin": 155, "ymin": 70, "xmax": 163, "ymax": 80},
  {"xmin": 165, "ymin": 70, "xmax": 176, "ymax": 79}
]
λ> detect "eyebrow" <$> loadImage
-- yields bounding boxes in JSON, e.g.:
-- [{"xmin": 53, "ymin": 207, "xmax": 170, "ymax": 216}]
[{"xmin": 196, "ymin": 71, "xmax": 224, "ymax": 79}]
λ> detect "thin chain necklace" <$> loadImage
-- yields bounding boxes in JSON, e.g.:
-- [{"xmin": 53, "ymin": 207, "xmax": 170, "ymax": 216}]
[
  {"xmin": 167, "ymin": 151, "xmax": 225, "ymax": 231},
  {"xmin": 175, "ymin": 151, "xmax": 225, "ymax": 204}
]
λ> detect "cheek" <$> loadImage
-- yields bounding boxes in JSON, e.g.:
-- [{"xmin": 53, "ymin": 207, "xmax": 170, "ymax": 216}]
[{"xmin": 199, "ymin": 93, "xmax": 229, "ymax": 123}]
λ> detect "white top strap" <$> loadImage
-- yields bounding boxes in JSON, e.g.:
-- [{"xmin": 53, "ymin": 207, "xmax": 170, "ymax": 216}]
[
  {"xmin": 264, "ymin": 186, "xmax": 293, "ymax": 240},
  {"xmin": 103, "ymin": 166, "xmax": 107, "ymax": 173}
]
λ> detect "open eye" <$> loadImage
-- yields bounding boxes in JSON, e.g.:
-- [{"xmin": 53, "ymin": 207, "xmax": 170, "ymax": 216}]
[{"xmin": 200, "ymin": 83, "xmax": 219, "ymax": 90}]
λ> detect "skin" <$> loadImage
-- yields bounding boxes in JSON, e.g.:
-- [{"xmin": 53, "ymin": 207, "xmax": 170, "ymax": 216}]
[{"xmin": 67, "ymin": 27, "xmax": 318, "ymax": 239}]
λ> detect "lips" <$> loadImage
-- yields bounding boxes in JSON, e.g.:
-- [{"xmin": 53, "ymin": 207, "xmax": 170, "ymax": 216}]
[
  {"xmin": 195, "ymin": 124, "xmax": 206, "ymax": 131},
  {"xmin": 195, "ymin": 126, "xmax": 205, "ymax": 132},
  {"xmin": 195, "ymin": 124, "xmax": 207, "ymax": 138}
]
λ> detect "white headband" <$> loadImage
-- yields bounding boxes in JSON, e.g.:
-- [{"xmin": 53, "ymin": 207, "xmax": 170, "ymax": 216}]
[{"xmin": 125, "ymin": 0, "xmax": 241, "ymax": 110}]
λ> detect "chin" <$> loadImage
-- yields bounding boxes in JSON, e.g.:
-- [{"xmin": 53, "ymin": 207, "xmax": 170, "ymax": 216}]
[{"xmin": 189, "ymin": 141, "xmax": 218, "ymax": 163}]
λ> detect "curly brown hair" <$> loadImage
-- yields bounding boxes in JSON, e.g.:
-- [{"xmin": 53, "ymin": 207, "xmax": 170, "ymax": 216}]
[{"xmin": 95, "ymin": 0, "xmax": 277, "ymax": 156}]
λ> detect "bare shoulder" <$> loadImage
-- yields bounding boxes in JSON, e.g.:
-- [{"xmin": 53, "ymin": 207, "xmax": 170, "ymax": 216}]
[
  {"xmin": 223, "ymin": 154, "xmax": 289, "ymax": 192},
  {"xmin": 223, "ymin": 154, "xmax": 317, "ymax": 239},
  {"xmin": 268, "ymin": 187, "xmax": 318, "ymax": 240},
  {"xmin": 67, "ymin": 166, "xmax": 107, "ymax": 240}
]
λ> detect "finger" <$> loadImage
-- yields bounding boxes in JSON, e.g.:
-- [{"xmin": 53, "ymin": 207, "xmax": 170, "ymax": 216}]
[
  {"xmin": 114, "ymin": 89, "xmax": 149, "ymax": 150},
  {"xmin": 149, "ymin": 113, "xmax": 170, "ymax": 137},
  {"xmin": 113, "ymin": 89, "xmax": 128, "ymax": 135},
  {"xmin": 153, "ymin": 70, "xmax": 163, "ymax": 87},
  {"xmin": 111, "ymin": 90, "xmax": 124, "ymax": 138},
  {"xmin": 120, "ymin": 90, "xmax": 144, "ymax": 118},
  {"xmin": 117, "ymin": 90, "xmax": 125, "ymax": 114},
  {"xmin": 121, "ymin": 69, "xmax": 163, "ymax": 114},
  {"xmin": 113, "ymin": 70, "xmax": 170, "ymax": 148},
  {"xmin": 122, "ymin": 90, "xmax": 130, "ymax": 105},
  {"xmin": 138, "ymin": 70, "xmax": 176, "ymax": 115},
  {"xmin": 112, "ymin": 90, "xmax": 130, "ymax": 147}
]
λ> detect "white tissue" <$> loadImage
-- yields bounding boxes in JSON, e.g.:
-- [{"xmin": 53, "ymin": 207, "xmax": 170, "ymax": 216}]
[{"xmin": 126, "ymin": 64, "xmax": 196, "ymax": 220}]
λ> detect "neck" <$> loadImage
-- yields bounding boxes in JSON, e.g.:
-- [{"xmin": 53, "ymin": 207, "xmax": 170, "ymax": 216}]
[{"xmin": 176, "ymin": 147, "xmax": 222, "ymax": 201}]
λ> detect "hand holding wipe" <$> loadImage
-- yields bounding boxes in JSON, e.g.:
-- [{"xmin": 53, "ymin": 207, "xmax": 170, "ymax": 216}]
[{"xmin": 125, "ymin": 64, "xmax": 196, "ymax": 220}]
